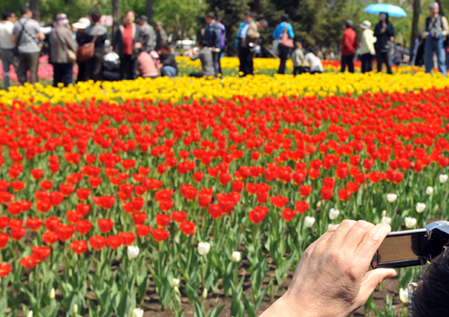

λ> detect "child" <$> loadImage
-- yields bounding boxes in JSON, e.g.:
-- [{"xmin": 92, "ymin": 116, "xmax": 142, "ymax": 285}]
[{"xmin": 292, "ymin": 41, "xmax": 305, "ymax": 75}]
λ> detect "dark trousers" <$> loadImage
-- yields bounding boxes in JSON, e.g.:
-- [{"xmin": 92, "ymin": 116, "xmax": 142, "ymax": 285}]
[
  {"xmin": 212, "ymin": 51, "xmax": 221, "ymax": 76},
  {"xmin": 293, "ymin": 66, "xmax": 305, "ymax": 75},
  {"xmin": 76, "ymin": 61, "xmax": 86, "ymax": 83},
  {"xmin": 341, "ymin": 55, "xmax": 355, "ymax": 73},
  {"xmin": 361, "ymin": 54, "xmax": 374, "ymax": 73},
  {"xmin": 376, "ymin": 52, "xmax": 392, "ymax": 74},
  {"xmin": 18, "ymin": 52, "xmax": 40, "ymax": 85},
  {"xmin": 278, "ymin": 45, "xmax": 290, "ymax": 74},
  {"xmin": 238, "ymin": 45, "xmax": 254, "ymax": 76},
  {"xmin": 53, "ymin": 63, "xmax": 73, "ymax": 87},
  {"xmin": 78, "ymin": 52, "xmax": 103, "ymax": 82},
  {"xmin": 120, "ymin": 54, "xmax": 138, "ymax": 80},
  {"xmin": 189, "ymin": 72, "xmax": 205, "ymax": 78}
]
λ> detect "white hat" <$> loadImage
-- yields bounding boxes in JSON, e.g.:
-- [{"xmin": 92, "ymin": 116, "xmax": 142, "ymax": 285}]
[
  {"xmin": 150, "ymin": 51, "xmax": 159, "ymax": 59},
  {"xmin": 72, "ymin": 17, "xmax": 91, "ymax": 30},
  {"xmin": 360, "ymin": 20, "xmax": 372, "ymax": 29},
  {"xmin": 56, "ymin": 13, "xmax": 69, "ymax": 26}
]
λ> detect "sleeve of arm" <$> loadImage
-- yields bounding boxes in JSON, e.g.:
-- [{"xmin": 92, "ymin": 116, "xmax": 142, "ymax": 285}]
[
  {"xmin": 389, "ymin": 24, "xmax": 395, "ymax": 37},
  {"xmin": 442, "ymin": 17, "xmax": 449, "ymax": 36},
  {"xmin": 272, "ymin": 25, "xmax": 278, "ymax": 39},
  {"xmin": 421, "ymin": 20, "xmax": 429, "ymax": 38},
  {"xmin": 190, "ymin": 53, "xmax": 199, "ymax": 61},
  {"xmin": 343, "ymin": 34, "xmax": 353, "ymax": 52},
  {"xmin": 288, "ymin": 24, "xmax": 294, "ymax": 39},
  {"xmin": 214, "ymin": 26, "xmax": 221, "ymax": 47}
]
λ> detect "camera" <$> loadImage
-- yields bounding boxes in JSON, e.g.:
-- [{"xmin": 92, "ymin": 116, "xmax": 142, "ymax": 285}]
[{"xmin": 371, "ymin": 221, "xmax": 449, "ymax": 269}]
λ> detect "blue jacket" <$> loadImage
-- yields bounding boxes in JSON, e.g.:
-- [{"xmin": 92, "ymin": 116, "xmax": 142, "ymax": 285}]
[
  {"xmin": 273, "ymin": 22, "xmax": 294, "ymax": 39},
  {"xmin": 204, "ymin": 21, "xmax": 221, "ymax": 48},
  {"xmin": 235, "ymin": 21, "xmax": 253, "ymax": 47}
]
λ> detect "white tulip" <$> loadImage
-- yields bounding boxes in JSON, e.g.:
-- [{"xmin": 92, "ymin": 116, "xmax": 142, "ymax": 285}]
[
  {"xmin": 198, "ymin": 242, "xmax": 210, "ymax": 256},
  {"xmin": 386, "ymin": 193, "xmax": 397, "ymax": 203},
  {"xmin": 26, "ymin": 311, "xmax": 33, "ymax": 317},
  {"xmin": 399, "ymin": 288, "xmax": 408, "ymax": 304},
  {"xmin": 174, "ymin": 286, "xmax": 179, "ymax": 293},
  {"xmin": 49, "ymin": 288, "xmax": 55, "ymax": 299},
  {"xmin": 232, "ymin": 251, "xmax": 241, "ymax": 263},
  {"xmin": 405, "ymin": 217, "xmax": 417, "ymax": 228},
  {"xmin": 202, "ymin": 288, "xmax": 208, "ymax": 299},
  {"xmin": 440, "ymin": 174, "xmax": 448, "ymax": 184},
  {"xmin": 426, "ymin": 186, "xmax": 434, "ymax": 195},
  {"xmin": 73, "ymin": 304, "xmax": 78, "ymax": 314},
  {"xmin": 381, "ymin": 216, "xmax": 391, "ymax": 225},
  {"xmin": 329, "ymin": 208, "xmax": 340, "ymax": 220},
  {"xmin": 382, "ymin": 210, "xmax": 387, "ymax": 217},
  {"xmin": 304, "ymin": 216, "xmax": 316, "ymax": 228},
  {"xmin": 172, "ymin": 278, "xmax": 180, "ymax": 287},
  {"xmin": 132, "ymin": 308, "xmax": 144, "ymax": 317},
  {"xmin": 127, "ymin": 246, "xmax": 140, "ymax": 260},
  {"xmin": 416, "ymin": 203, "xmax": 426, "ymax": 213}
]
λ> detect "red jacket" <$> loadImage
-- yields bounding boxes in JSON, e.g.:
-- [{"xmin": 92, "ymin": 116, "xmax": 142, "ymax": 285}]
[{"xmin": 341, "ymin": 28, "xmax": 358, "ymax": 56}]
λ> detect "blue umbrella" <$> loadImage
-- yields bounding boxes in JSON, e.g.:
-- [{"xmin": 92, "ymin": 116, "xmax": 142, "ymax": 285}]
[{"xmin": 363, "ymin": 4, "xmax": 408, "ymax": 18}]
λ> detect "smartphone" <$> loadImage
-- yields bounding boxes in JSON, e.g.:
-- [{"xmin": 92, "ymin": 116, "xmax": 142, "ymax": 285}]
[{"xmin": 371, "ymin": 229, "xmax": 428, "ymax": 269}]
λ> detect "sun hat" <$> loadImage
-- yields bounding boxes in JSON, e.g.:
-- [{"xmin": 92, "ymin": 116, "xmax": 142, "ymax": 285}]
[
  {"xmin": 56, "ymin": 13, "xmax": 69, "ymax": 26},
  {"xmin": 150, "ymin": 51, "xmax": 159, "ymax": 59},
  {"xmin": 360, "ymin": 20, "xmax": 372, "ymax": 29},
  {"xmin": 429, "ymin": 2, "xmax": 439, "ymax": 9},
  {"xmin": 72, "ymin": 17, "xmax": 91, "ymax": 30}
]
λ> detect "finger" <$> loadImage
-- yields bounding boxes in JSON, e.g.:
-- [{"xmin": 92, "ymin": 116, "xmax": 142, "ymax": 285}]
[
  {"xmin": 355, "ymin": 269, "xmax": 397, "ymax": 307},
  {"xmin": 355, "ymin": 223, "xmax": 391, "ymax": 267},
  {"xmin": 340, "ymin": 220, "xmax": 375, "ymax": 253},
  {"xmin": 312, "ymin": 222, "xmax": 340, "ymax": 247},
  {"xmin": 326, "ymin": 219, "xmax": 358, "ymax": 247}
]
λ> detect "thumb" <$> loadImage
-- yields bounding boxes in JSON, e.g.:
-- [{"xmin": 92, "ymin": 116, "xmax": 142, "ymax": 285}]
[{"xmin": 356, "ymin": 269, "xmax": 397, "ymax": 305}]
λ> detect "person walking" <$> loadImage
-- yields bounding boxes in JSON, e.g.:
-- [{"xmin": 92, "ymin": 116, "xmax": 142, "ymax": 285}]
[
  {"xmin": 359, "ymin": 20, "xmax": 376, "ymax": 73},
  {"xmin": 155, "ymin": 22, "xmax": 167, "ymax": 51},
  {"xmin": 374, "ymin": 12, "xmax": 395, "ymax": 74},
  {"xmin": 273, "ymin": 14, "xmax": 295, "ymax": 74},
  {"xmin": 0, "ymin": 10, "xmax": 17, "ymax": 91},
  {"xmin": 13, "ymin": 5, "xmax": 45, "ymax": 85},
  {"xmin": 203, "ymin": 12, "xmax": 221, "ymax": 77},
  {"xmin": 422, "ymin": 2, "xmax": 448, "ymax": 77},
  {"xmin": 341, "ymin": 20, "xmax": 358, "ymax": 73},
  {"xmin": 138, "ymin": 15, "xmax": 156, "ymax": 52},
  {"xmin": 235, "ymin": 12, "xmax": 267, "ymax": 76},
  {"xmin": 77, "ymin": 12, "xmax": 107, "ymax": 82},
  {"xmin": 49, "ymin": 13, "xmax": 77, "ymax": 87},
  {"xmin": 113, "ymin": 10, "xmax": 148, "ymax": 80},
  {"xmin": 291, "ymin": 41, "xmax": 305, "ymax": 75},
  {"xmin": 188, "ymin": 40, "xmax": 215, "ymax": 78}
]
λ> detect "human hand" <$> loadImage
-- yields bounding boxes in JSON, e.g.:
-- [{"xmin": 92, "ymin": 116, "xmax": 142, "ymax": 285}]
[
  {"xmin": 135, "ymin": 42, "xmax": 142, "ymax": 49},
  {"xmin": 439, "ymin": 33, "xmax": 443, "ymax": 39},
  {"xmin": 261, "ymin": 221, "xmax": 397, "ymax": 317}
]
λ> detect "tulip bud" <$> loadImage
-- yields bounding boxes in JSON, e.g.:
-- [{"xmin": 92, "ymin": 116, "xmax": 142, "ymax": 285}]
[
  {"xmin": 132, "ymin": 308, "xmax": 144, "ymax": 317},
  {"xmin": 416, "ymin": 202, "xmax": 426, "ymax": 213},
  {"xmin": 440, "ymin": 174, "xmax": 448, "ymax": 184},
  {"xmin": 73, "ymin": 304, "xmax": 78, "ymax": 314},
  {"xmin": 198, "ymin": 242, "xmax": 210, "ymax": 256},
  {"xmin": 50, "ymin": 288, "xmax": 55, "ymax": 299},
  {"xmin": 426, "ymin": 186, "xmax": 434, "ymax": 195},
  {"xmin": 174, "ymin": 286, "xmax": 179, "ymax": 293},
  {"xmin": 172, "ymin": 278, "xmax": 180, "ymax": 287},
  {"xmin": 316, "ymin": 200, "xmax": 322, "ymax": 208},
  {"xmin": 399, "ymin": 288, "xmax": 408, "ymax": 304},
  {"xmin": 382, "ymin": 210, "xmax": 387, "ymax": 217},
  {"xmin": 363, "ymin": 183, "xmax": 368, "ymax": 190},
  {"xmin": 26, "ymin": 311, "xmax": 33, "ymax": 317},
  {"xmin": 232, "ymin": 251, "xmax": 241, "ymax": 263},
  {"xmin": 405, "ymin": 217, "xmax": 417, "ymax": 228},
  {"xmin": 386, "ymin": 193, "xmax": 397, "ymax": 203},
  {"xmin": 202, "ymin": 288, "xmax": 208, "ymax": 299},
  {"xmin": 329, "ymin": 208, "xmax": 340, "ymax": 220},
  {"xmin": 381, "ymin": 216, "xmax": 391, "ymax": 225},
  {"xmin": 127, "ymin": 245, "xmax": 140, "ymax": 260},
  {"xmin": 304, "ymin": 216, "xmax": 316, "ymax": 228}
]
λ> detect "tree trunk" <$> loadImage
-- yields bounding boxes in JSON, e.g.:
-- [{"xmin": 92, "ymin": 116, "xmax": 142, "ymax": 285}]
[
  {"xmin": 410, "ymin": 0, "xmax": 421, "ymax": 64},
  {"xmin": 30, "ymin": 0, "xmax": 39, "ymax": 20},
  {"xmin": 146, "ymin": 0, "xmax": 154, "ymax": 25},
  {"xmin": 437, "ymin": 0, "xmax": 445, "ymax": 17},
  {"xmin": 112, "ymin": 0, "xmax": 120, "ymax": 35}
]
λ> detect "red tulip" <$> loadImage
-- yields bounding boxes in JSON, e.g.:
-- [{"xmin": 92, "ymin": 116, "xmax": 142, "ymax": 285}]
[
  {"xmin": 299, "ymin": 185, "xmax": 312, "ymax": 198},
  {"xmin": 57, "ymin": 224, "xmax": 75, "ymax": 241},
  {"xmin": 31, "ymin": 169, "xmax": 44, "ymax": 180},
  {"xmin": 193, "ymin": 172, "xmax": 204, "ymax": 182},
  {"xmin": 152, "ymin": 228, "xmax": 169, "ymax": 242},
  {"xmin": 218, "ymin": 172, "xmax": 231, "ymax": 186},
  {"xmin": 208, "ymin": 204, "xmax": 223, "ymax": 219},
  {"xmin": 76, "ymin": 220, "xmax": 92, "ymax": 235},
  {"xmin": 132, "ymin": 212, "xmax": 147, "ymax": 225},
  {"xmin": 32, "ymin": 246, "xmax": 51, "ymax": 263},
  {"xmin": 7, "ymin": 202, "xmax": 22, "ymax": 216},
  {"xmin": 338, "ymin": 189, "xmax": 352, "ymax": 201},
  {"xmin": 11, "ymin": 180, "xmax": 25, "ymax": 192},
  {"xmin": 119, "ymin": 232, "xmax": 136, "ymax": 246},
  {"xmin": 70, "ymin": 240, "xmax": 88, "ymax": 254},
  {"xmin": 249, "ymin": 206, "xmax": 269, "ymax": 224},
  {"xmin": 89, "ymin": 236, "xmax": 107, "ymax": 250},
  {"xmin": 98, "ymin": 219, "xmax": 114, "ymax": 233},
  {"xmin": 0, "ymin": 233, "xmax": 9, "ymax": 248},
  {"xmin": 11, "ymin": 226, "xmax": 26, "ymax": 241},
  {"xmin": 45, "ymin": 217, "xmax": 61, "ymax": 232},
  {"xmin": 76, "ymin": 188, "xmax": 91, "ymax": 201},
  {"xmin": 0, "ymin": 263, "xmax": 12, "ymax": 277},
  {"xmin": 26, "ymin": 218, "xmax": 43, "ymax": 231},
  {"xmin": 156, "ymin": 214, "xmax": 171, "ymax": 227},
  {"xmin": 295, "ymin": 201, "xmax": 309, "ymax": 214},
  {"xmin": 0, "ymin": 217, "xmax": 8, "ymax": 230},
  {"xmin": 270, "ymin": 195, "xmax": 289, "ymax": 209},
  {"xmin": 136, "ymin": 224, "xmax": 152, "ymax": 237},
  {"xmin": 198, "ymin": 188, "xmax": 213, "ymax": 208},
  {"xmin": 172, "ymin": 211, "xmax": 187, "ymax": 223},
  {"xmin": 20, "ymin": 256, "xmax": 37, "ymax": 269},
  {"xmin": 180, "ymin": 221, "xmax": 196, "ymax": 235},
  {"xmin": 40, "ymin": 180, "xmax": 53, "ymax": 191},
  {"xmin": 107, "ymin": 235, "xmax": 123, "ymax": 249},
  {"xmin": 282, "ymin": 208, "xmax": 297, "ymax": 222},
  {"xmin": 321, "ymin": 187, "xmax": 334, "ymax": 201},
  {"xmin": 89, "ymin": 177, "xmax": 102, "ymax": 188},
  {"xmin": 42, "ymin": 231, "xmax": 59, "ymax": 245}
]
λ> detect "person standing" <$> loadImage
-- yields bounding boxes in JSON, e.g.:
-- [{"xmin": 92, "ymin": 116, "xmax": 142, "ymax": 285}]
[
  {"xmin": 49, "ymin": 13, "xmax": 77, "ymax": 87},
  {"xmin": 138, "ymin": 15, "xmax": 156, "ymax": 52},
  {"xmin": 341, "ymin": 20, "xmax": 358, "ymax": 73},
  {"xmin": 235, "ymin": 12, "xmax": 267, "ymax": 76},
  {"xmin": 216, "ymin": 16, "xmax": 226, "ymax": 75},
  {"xmin": 374, "ymin": 12, "xmax": 395, "ymax": 74},
  {"xmin": 78, "ymin": 12, "xmax": 107, "ymax": 82},
  {"xmin": 13, "ymin": 5, "xmax": 45, "ymax": 85},
  {"xmin": 72, "ymin": 17, "xmax": 91, "ymax": 83},
  {"xmin": 422, "ymin": 2, "xmax": 448, "ymax": 77},
  {"xmin": 113, "ymin": 10, "xmax": 148, "ymax": 80},
  {"xmin": 273, "ymin": 14, "xmax": 295, "ymax": 74},
  {"xmin": 155, "ymin": 22, "xmax": 167, "ymax": 51},
  {"xmin": 359, "ymin": 20, "xmax": 376, "ymax": 73},
  {"xmin": 291, "ymin": 41, "xmax": 305, "ymax": 75},
  {"xmin": 0, "ymin": 10, "xmax": 17, "ymax": 91},
  {"xmin": 203, "ymin": 12, "xmax": 221, "ymax": 77}
]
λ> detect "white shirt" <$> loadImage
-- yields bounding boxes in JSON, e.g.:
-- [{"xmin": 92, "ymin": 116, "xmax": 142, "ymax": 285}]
[
  {"xmin": 0, "ymin": 21, "xmax": 15, "ymax": 49},
  {"xmin": 304, "ymin": 53, "xmax": 324, "ymax": 72}
]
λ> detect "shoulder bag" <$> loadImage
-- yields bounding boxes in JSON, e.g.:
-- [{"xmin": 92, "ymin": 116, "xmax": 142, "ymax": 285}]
[
  {"xmin": 76, "ymin": 27, "xmax": 100, "ymax": 62},
  {"xmin": 55, "ymin": 29, "xmax": 76, "ymax": 63},
  {"xmin": 279, "ymin": 23, "xmax": 294, "ymax": 49},
  {"xmin": 13, "ymin": 19, "xmax": 28, "ymax": 56}
]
